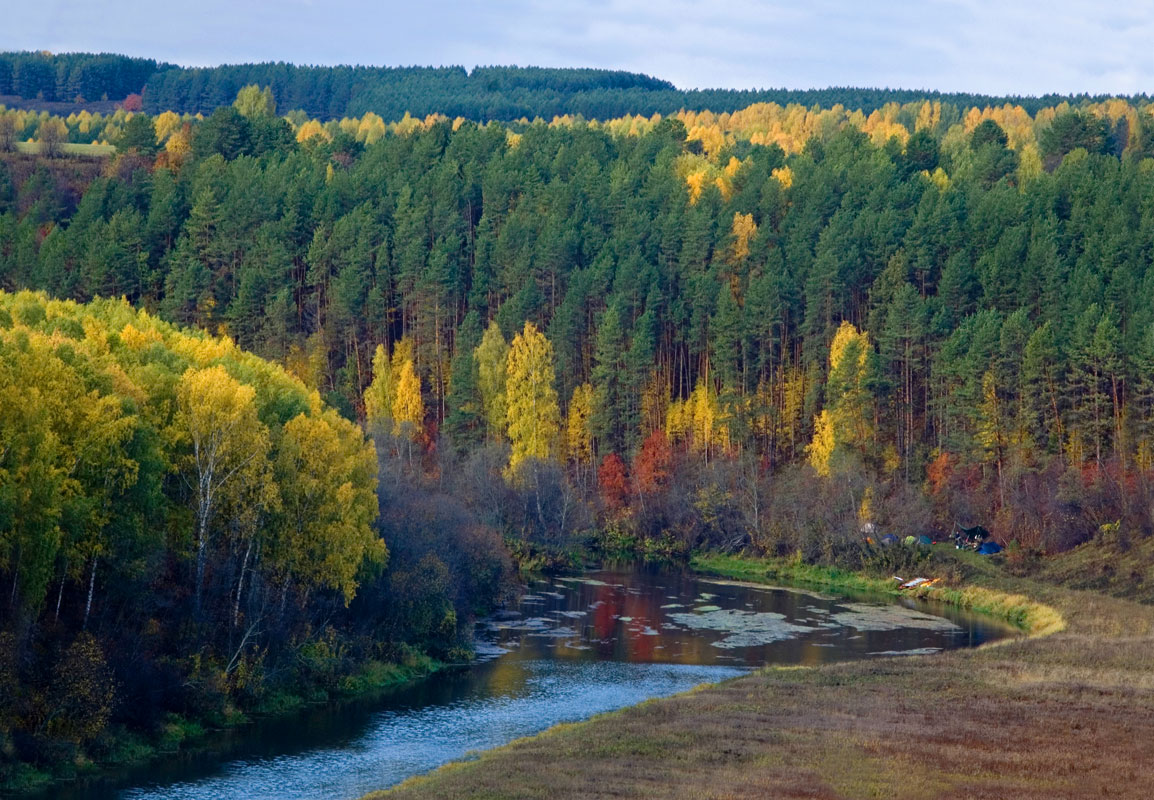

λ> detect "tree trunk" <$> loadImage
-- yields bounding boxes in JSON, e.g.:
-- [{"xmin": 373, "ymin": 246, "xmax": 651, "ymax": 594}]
[
  {"xmin": 55, "ymin": 571, "xmax": 66, "ymax": 623},
  {"xmin": 83, "ymin": 556, "xmax": 97, "ymax": 630},
  {"xmin": 234, "ymin": 539, "xmax": 251, "ymax": 628},
  {"xmin": 195, "ymin": 497, "xmax": 211, "ymax": 614},
  {"xmin": 9, "ymin": 555, "xmax": 19, "ymax": 608}
]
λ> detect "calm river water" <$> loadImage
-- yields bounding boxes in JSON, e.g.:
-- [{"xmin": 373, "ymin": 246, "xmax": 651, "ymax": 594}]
[{"xmin": 40, "ymin": 564, "xmax": 1013, "ymax": 800}]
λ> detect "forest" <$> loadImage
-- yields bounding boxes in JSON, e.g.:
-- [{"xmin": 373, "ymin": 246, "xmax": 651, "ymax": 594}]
[
  {"xmin": 2, "ymin": 50, "xmax": 1148, "ymax": 122},
  {"xmin": 6, "ymin": 81, "xmax": 1154, "ymax": 784}
]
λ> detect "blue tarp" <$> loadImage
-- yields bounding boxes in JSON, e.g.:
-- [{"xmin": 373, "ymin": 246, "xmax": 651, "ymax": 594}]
[{"xmin": 977, "ymin": 541, "xmax": 1003, "ymax": 555}]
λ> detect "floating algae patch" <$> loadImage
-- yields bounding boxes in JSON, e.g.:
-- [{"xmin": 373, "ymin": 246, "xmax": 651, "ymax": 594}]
[
  {"xmin": 528, "ymin": 626, "xmax": 578, "ymax": 638},
  {"xmin": 661, "ymin": 603, "xmax": 684, "ymax": 609},
  {"xmin": 472, "ymin": 641, "xmax": 512, "ymax": 661},
  {"xmin": 667, "ymin": 609, "xmax": 818, "ymax": 649},
  {"xmin": 694, "ymin": 605, "xmax": 722, "ymax": 612},
  {"xmin": 556, "ymin": 577, "xmax": 614, "ymax": 587},
  {"xmin": 869, "ymin": 647, "xmax": 942, "ymax": 656},
  {"xmin": 831, "ymin": 602, "xmax": 962, "ymax": 632}
]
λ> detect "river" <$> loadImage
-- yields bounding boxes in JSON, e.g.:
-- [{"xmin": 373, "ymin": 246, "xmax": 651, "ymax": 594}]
[{"xmin": 40, "ymin": 563, "xmax": 1013, "ymax": 800}]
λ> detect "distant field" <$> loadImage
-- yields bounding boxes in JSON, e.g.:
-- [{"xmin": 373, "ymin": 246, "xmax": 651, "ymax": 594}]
[
  {"xmin": 0, "ymin": 93, "xmax": 122, "ymax": 115},
  {"xmin": 14, "ymin": 141, "xmax": 116, "ymax": 157}
]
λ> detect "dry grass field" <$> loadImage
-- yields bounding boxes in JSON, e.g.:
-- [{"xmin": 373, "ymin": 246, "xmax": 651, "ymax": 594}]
[{"xmin": 367, "ymin": 553, "xmax": 1154, "ymax": 799}]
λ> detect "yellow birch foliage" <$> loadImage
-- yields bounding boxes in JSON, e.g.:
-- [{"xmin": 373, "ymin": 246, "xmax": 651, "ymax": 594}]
[
  {"xmin": 666, "ymin": 398, "xmax": 690, "ymax": 443},
  {"xmin": 154, "ymin": 111, "xmax": 182, "ymax": 144},
  {"xmin": 731, "ymin": 212, "xmax": 757, "ymax": 262},
  {"xmin": 475, "ymin": 321, "xmax": 509, "ymax": 441},
  {"xmin": 363, "ymin": 344, "xmax": 394, "ymax": 429},
  {"xmin": 505, "ymin": 322, "xmax": 560, "ymax": 473},
  {"xmin": 808, "ymin": 409, "xmax": 837, "ymax": 477},
  {"xmin": 164, "ymin": 124, "xmax": 192, "ymax": 166},
  {"xmin": 565, "ymin": 383, "xmax": 594, "ymax": 465},
  {"xmin": 391, "ymin": 357, "xmax": 424, "ymax": 438},
  {"xmin": 1018, "ymin": 142, "xmax": 1043, "ymax": 187},
  {"xmin": 273, "ymin": 409, "xmax": 383, "ymax": 604},
  {"xmin": 685, "ymin": 170, "xmax": 707, "ymax": 204},
  {"xmin": 356, "ymin": 112, "xmax": 386, "ymax": 145},
  {"xmin": 296, "ymin": 119, "xmax": 330, "ymax": 143},
  {"xmin": 808, "ymin": 321, "xmax": 873, "ymax": 476}
]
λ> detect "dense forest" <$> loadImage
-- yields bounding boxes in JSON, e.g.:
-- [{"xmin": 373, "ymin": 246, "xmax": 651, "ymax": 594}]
[
  {"xmin": 0, "ymin": 53, "xmax": 165, "ymax": 105},
  {"xmin": 3, "ymin": 50, "xmax": 1149, "ymax": 122},
  {"xmin": 6, "ymin": 81, "xmax": 1154, "ymax": 783}
]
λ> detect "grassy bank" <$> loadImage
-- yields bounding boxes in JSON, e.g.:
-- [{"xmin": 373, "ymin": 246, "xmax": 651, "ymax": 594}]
[
  {"xmin": 6, "ymin": 652, "xmax": 442, "ymax": 795},
  {"xmin": 369, "ymin": 550, "xmax": 1154, "ymax": 799},
  {"xmin": 692, "ymin": 552, "xmax": 1065, "ymax": 636}
]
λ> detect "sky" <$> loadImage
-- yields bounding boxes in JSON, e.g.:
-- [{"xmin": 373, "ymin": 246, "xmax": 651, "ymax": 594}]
[{"xmin": 3, "ymin": 0, "xmax": 1153, "ymax": 96}]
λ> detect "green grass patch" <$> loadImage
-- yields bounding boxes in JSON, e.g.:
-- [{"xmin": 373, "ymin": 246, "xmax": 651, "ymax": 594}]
[
  {"xmin": 690, "ymin": 550, "xmax": 1065, "ymax": 636},
  {"xmin": 14, "ymin": 141, "xmax": 116, "ymax": 157}
]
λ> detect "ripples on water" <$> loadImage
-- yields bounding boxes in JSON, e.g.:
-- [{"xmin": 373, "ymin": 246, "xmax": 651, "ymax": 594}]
[
  {"xmin": 46, "ymin": 565, "xmax": 1013, "ymax": 800},
  {"xmin": 123, "ymin": 661, "xmax": 744, "ymax": 800}
]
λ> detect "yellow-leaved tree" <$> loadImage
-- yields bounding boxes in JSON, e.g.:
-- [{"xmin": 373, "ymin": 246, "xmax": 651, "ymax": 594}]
[
  {"xmin": 505, "ymin": 321, "xmax": 560, "ymax": 475},
  {"xmin": 731, "ymin": 212, "xmax": 757, "ymax": 263},
  {"xmin": 807, "ymin": 321, "xmax": 874, "ymax": 476},
  {"xmin": 474, "ymin": 321, "xmax": 509, "ymax": 441},
  {"xmin": 174, "ymin": 365, "xmax": 271, "ymax": 612},
  {"xmin": 392, "ymin": 357, "xmax": 424, "ymax": 437},
  {"xmin": 233, "ymin": 84, "xmax": 275, "ymax": 118},
  {"xmin": 363, "ymin": 343, "xmax": 394, "ymax": 431},
  {"xmin": 272, "ymin": 403, "xmax": 383, "ymax": 605},
  {"xmin": 565, "ymin": 382, "xmax": 595, "ymax": 479}
]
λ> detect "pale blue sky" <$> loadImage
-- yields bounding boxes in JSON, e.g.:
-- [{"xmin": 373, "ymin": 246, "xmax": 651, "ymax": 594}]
[{"xmin": 3, "ymin": 0, "xmax": 1151, "ymax": 95}]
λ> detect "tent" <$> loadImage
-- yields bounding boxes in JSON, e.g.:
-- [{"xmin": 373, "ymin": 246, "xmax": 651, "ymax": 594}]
[{"xmin": 977, "ymin": 541, "xmax": 1004, "ymax": 555}]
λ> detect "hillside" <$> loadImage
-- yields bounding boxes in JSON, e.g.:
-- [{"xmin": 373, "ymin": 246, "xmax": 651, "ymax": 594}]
[{"xmin": 5, "ymin": 93, "xmax": 1154, "ymax": 558}]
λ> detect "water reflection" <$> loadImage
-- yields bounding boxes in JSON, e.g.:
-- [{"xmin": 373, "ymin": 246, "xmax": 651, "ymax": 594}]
[{"xmin": 41, "ymin": 564, "xmax": 1012, "ymax": 800}]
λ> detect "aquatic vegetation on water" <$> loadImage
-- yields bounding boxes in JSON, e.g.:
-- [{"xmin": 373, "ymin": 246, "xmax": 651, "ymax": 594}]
[
  {"xmin": 827, "ymin": 603, "xmax": 962, "ymax": 632},
  {"xmin": 666, "ymin": 609, "xmax": 818, "ymax": 648}
]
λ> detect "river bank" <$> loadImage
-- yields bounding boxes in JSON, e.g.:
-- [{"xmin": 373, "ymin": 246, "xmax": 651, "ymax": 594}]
[
  {"xmin": 7, "ymin": 651, "xmax": 443, "ymax": 797},
  {"xmin": 371, "ymin": 549, "xmax": 1154, "ymax": 799}
]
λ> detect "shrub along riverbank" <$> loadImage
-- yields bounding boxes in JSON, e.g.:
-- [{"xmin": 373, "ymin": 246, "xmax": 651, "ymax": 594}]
[
  {"xmin": 6, "ymin": 651, "xmax": 442, "ymax": 794},
  {"xmin": 369, "ymin": 549, "xmax": 1154, "ymax": 800}
]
